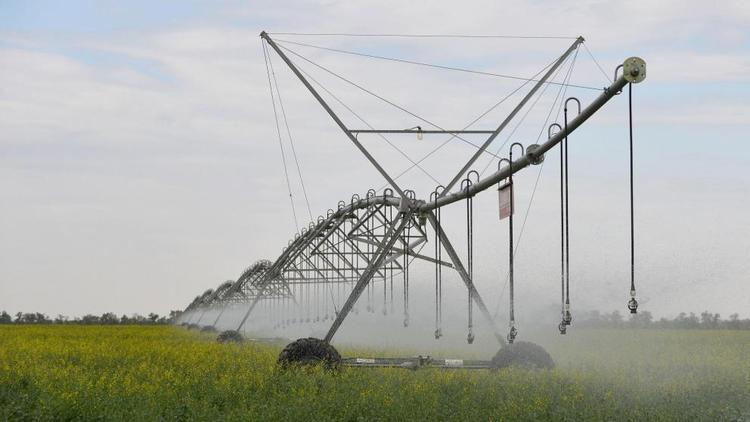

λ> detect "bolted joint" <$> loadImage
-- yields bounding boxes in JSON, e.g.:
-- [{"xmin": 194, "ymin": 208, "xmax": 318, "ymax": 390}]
[
  {"xmin": 623, "ymin": 57, "xmax": 647, "ymax": 84},
  {"xmin": 398, "ymin": 196, "xmax": 411, "ymax": 213},
  {"xmin": 526, "ymin": 144, "xmax": 545, "ymax": 165},
  {"xmin": 418, "ymin": 211, "xmax": 428, "ymax": 227}
]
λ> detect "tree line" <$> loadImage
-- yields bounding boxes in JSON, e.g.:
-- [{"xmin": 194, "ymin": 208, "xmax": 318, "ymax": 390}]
[
  {"xmin": 575, "ymin": 310, "xmax": 750, "ymax": 330},
  {"xmin": 2, "ymin": 309, "xmax": 749, "ymax": 330},
  {"xmin": 0, "ymin": 310, "xmax": 183, "ymax": 325}
]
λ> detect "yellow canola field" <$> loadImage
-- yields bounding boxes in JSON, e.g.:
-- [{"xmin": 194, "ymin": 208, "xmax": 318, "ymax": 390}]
[{"xmin": 1, "ymin": 325, "xmax": 748, "ymax": 421}]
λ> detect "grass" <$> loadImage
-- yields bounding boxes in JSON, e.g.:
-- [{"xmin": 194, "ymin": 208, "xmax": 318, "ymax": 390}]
[{"xmin": 1, "ymin": 325, "xmax": 749, "ymax": 421}]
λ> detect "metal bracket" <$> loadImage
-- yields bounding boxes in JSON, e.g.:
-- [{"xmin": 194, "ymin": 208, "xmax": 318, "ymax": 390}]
[
  {"xmin": 623, "ymin": 57, "xmax": 646, "ymax": 83},
  {"xmin": 526, "ymin": 144, "xmax": 545, "ymax": 165}
]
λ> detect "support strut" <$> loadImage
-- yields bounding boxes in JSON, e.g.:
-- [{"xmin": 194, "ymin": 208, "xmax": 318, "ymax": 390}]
[{"xmin": 324, "ymin": 212, "xmax": 413, "ymax": 343}]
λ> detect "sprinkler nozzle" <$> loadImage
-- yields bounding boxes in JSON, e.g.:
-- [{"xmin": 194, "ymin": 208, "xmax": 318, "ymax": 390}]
[
  {"xmin": 628, "ymin": 297, "xmax": 638, "ymax": 314},
  {"xmin": 507, "ymin": 325, "xmax": 518, "ymax": 344}
]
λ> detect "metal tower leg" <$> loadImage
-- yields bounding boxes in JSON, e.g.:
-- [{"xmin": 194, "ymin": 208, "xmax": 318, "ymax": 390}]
[{"xmin": 324, "ymin": 213, "xmax": 412, "ymax": 343}]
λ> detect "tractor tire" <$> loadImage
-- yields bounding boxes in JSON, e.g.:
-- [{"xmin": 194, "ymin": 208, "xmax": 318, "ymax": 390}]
[
  {"xmin": 491, "ymin": 341, "xmax": 555, "ymax": 370},
  {"xmin": 217, "ymin": 330, "xmax": 243, "ymax": 343},
  {"xmin": 277, "ymin": 337, "xmax": 341, "ymax": 370}
]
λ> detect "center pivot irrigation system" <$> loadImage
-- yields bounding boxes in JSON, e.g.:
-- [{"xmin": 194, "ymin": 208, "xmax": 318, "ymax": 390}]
[{"xmin": 177, "ymin": 31, "xmax": 647, "ymax": 370}]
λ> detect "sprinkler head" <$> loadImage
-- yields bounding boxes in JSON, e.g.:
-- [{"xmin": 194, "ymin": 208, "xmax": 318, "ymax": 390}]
[
  {"xmin": 403, "ymin": 317, "xmax": 409, "ymax": 327},
  {"xmin": 628, "ymin": 297, "xmax": 639, "ymax": 314},
  {"xmin": 434, "ymin": 328, "xmax": 442, "ymax": 339},
  {"xmin": 467, "ymin": 332, "xmax": 475, "ymax": 344},
  {"xmin": 558, "ymin": 321, "xmax": 567, "ymax": 335},
  {"xmin": 628, "ymin": 289, "xmax": 638, "ymax": 314},
  {"xmin": 563, "ymin": 310, "xmax": 573, "ymax": 326},
  {"xmin": 507, "ymin": 326, "xmax": 518, "ymax": 344}
]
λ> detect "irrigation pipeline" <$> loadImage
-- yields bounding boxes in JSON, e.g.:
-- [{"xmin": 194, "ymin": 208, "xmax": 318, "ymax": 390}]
[{"xmin": 417, "ymin": 74, "xmax": 629, "ymax": 212}]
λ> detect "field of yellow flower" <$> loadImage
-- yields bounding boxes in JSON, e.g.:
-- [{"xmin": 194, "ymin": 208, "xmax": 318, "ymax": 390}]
[{"xmin": 1, "ymin": 325, "xmax": 748, "ymax": 420}]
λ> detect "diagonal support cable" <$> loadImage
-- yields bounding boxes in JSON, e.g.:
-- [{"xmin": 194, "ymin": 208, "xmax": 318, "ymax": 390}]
[
  {"xmin": 442, "ymin": 37, "xmax": 585, "ymax": 194},
  {"xmin": 267, "ymin": 49, "xmax": 314, "ymax": 221},
  {"xmin": 261, "ymin": 31, "xmax": 406, "ymax": 197},
  {"xmin": 263, "ymin": 41, "xmax": 299, "ymax": 230}
]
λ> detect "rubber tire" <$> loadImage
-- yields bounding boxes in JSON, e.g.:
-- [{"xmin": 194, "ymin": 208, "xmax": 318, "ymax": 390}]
[
  {"xmin": 277, "ymin": 337, "xmax": 341, "ymax": 370},
  {"xmin": 217, "ymin": 330, "xmax": 243, "ymax": 343},
  {"xmin": 491, "ymin": 341, "xmax": 555, "ymax": 370}
]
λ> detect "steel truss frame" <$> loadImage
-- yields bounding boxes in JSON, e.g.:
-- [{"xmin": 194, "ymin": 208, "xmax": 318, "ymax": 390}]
[{"xmin": 180, "ymin": 31, "xmax": 644, "ymax": 346}]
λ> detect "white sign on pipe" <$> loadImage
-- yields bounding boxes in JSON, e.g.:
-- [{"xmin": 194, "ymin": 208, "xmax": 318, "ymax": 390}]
[{"xmin": 498, "ymin": 182, "xmax": 513, "ymax": 220}]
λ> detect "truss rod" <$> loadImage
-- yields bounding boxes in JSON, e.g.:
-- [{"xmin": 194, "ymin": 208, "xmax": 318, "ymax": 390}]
[
  {"xmin": 426, "ymin": 211, "xmax": 505, "ymax": 345},
  {"xmin": 443, "ymin": 36, "xmax": 584, "ymax": 194},
  {"xmin": 324, "ymin": 213, "xmax": 411, "ymax": 342},
  {"xmin": 350, "ymin": 129, "xmax": 496, "ymax": 134},
  {"xmin": 261, "ymin": 31, "xmax": 405, "ymax": 198}
]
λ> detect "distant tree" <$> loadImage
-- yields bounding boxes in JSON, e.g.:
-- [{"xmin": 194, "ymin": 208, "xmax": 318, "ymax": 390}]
[
  {"xmin": 0, "ymin": 311, "xmax": 11, "ymax": 324},
  {"xmin": 655, "ymin": 317, "xmax": 670, "ymax": 328},
  {"xmin": 608, "ymin": 310, "xmax": 623, "ymax": 327},
  {"xmin": 80, "ymin": 314, "xmax": 101, "ymax": 324},
  {"xmin": 686, "ymin": 312, "xmax": 700, "ymax": 329},
  {"xmin": 629, "ymin": 310, "xmax": 653, "ymax": 328},
  {"xmin": 675, "ymin": 312, "xmax": 700, "ymax": 329},
  {"xmin": 700, "ymin": 311, "xmax": 721, "ymax": 329},
  {"xmin": 168, "ymin": 310, "xmax": 183, "ymax": 322},
  {"xmin": 727, "ymin": 313, "xmax": 741, "ymax": 330},
  {"xmin": 100, "ymin": 312, "xmax": 119, "ymax": 324},
  {"xmin": 54, "ymin": 314, "xmax": 69, "ymax": 324},
  {"xmin": 13, "ymin": 312, "xmax": 50, "ymax": 324},
  {"xmin": 147, "ymin": 313, "xmax": 159, "ymax": 324}
]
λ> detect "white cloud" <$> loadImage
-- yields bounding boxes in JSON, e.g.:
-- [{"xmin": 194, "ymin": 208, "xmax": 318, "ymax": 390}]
[{"xmin": 1, "ymin": 1, "xmax": 749, "ymax": 321}]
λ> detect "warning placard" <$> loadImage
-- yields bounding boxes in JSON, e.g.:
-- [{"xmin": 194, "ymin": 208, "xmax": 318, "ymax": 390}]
[{"xmin": 498, "ymin": 182, "xmax": 513, "ymax": 220}]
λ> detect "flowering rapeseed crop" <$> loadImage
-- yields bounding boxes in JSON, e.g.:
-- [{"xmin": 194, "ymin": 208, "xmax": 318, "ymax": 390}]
[{"xmin": 0, "ymin": 325, "xmax": 748, "ymax": 420}]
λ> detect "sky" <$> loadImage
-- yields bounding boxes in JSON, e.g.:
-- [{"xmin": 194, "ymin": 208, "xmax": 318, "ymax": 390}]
[{"xmin": 1, "ymin": 0, "xmax": 749, "ymax": 326}]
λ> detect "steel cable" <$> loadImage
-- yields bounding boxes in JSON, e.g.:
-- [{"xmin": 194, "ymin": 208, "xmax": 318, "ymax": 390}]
[
  {"xmin": 263, "ymin": 41, "xmax": 299, "ymax": 231},
  {"xmin": 276, "ymin": 44, "xmax": 505, "ymax": 158},
  {"xmin": 275, "ymin": 38, "xmax": 601, "ymax": 91}
]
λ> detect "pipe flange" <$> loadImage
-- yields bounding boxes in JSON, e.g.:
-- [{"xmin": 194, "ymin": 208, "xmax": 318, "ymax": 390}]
[
  {"xmin": 526, "ymin": 144, "xmax": 545, "ymax": 165},
  {"xmin": 623, "ymin": 57, "xmax": 646, "ymax": 83}
]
